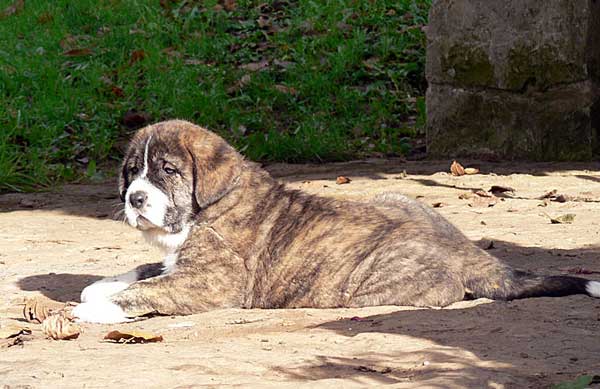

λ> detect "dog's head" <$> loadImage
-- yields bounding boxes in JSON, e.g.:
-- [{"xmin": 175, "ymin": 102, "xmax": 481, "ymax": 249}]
[{"xmin": 119, "ymin": 120, "xmax": 242, "ymax": 238}]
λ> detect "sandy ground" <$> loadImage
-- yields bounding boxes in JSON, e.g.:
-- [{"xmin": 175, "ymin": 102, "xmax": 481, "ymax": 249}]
[{"xmin": 1, "ymin": 159, "xmax": 600, "ymax": 388}]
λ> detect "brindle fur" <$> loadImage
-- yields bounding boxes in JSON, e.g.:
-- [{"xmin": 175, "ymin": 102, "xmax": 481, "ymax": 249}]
[{"xmin": 110, "ymin": 120, "xmax": 590, "ymax": 317}]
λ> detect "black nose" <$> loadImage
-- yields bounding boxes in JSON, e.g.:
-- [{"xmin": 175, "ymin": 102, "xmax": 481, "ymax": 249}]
[{"xmin": 129, "ymin": 191, "xmax": 147, "ymax": 209}]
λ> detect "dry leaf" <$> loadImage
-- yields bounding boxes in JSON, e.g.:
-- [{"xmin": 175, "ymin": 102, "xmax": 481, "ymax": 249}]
[
  {"xmin": 227, "ymin": 74, "xmax": 252, "ymax": 94},
  {"xmin": 239, "ymin": 60, "xmax": 269, "ymax": 72},
  {"xmin": 62, "ymin": 48, "xmax": 94, "ymax": 57},
  {"xmin": 274, "ymin": 84, "xmax": 298, "ymax": 95},
  {"xmin": 104, "ymin": 330, "xmax": 163, "ymax": 343},
  {"xmin": 1, "ymin": 0, "xmax": 24, "ymax": 19},
  {"xmin": 553, "ymin": 194, "xmax": 573, "ymax": 203},
  {"xmin": 183, "ymin": 59, "xmax": 205, "ymax": 66},
  {"xmin": 41, "ymin": 314, "xmax": 81, "ymax": 340},
  {"xmin": 129, "ymin": 50, "xmax": 146, "ymax": 65},
  {"xmin": 538, "ymin": 189, "xmax": 557, "ymax": 199},
  {"xmin": 474, "ymin": 190, "xmax": 493, "ymax": 198},
  {"xmin": 336, "ymin": 176, "xmax": 351, "ymax": 185},
  {"xmin": 273, "ymin": 59, "xmax": 294, "ymax": 69},
  {"xmin": 111, "ymin": 86, "xmax": 125, "ymax": 98},
  {"xmin": 489, "ymin": 185, "xmax": 515, "ymax": 195},
  {"xmin": 549, "ymin": 214, "xmax": 576, "ymax": 224},
  {"xmin": 470, "ymin": 194, "xmax": 498, "ymax": 208},
  {"xmin": 432, "ymin": 202, "xmax": 444, "ymax": 208},
  {"xmin": 0, "ymin": 323, "xmax": 31, "ymax": 339},
  {"xmin": 22, "ymin": 297, "xmax": 66, "ymax": 324},
  {"xmin": 221, "ymin": 0, "xmax": 236, "ymax": 11},
  {"xmin": 464, "ymin": 167, "xmax": 479, "ymax": 175},
  {"xmin": 450, "ymin": 161, "xmax": 465, "ymax": 176},
  {"xmin": 0, "ymin": 335, "xmax": 32, "ymax": 349}
]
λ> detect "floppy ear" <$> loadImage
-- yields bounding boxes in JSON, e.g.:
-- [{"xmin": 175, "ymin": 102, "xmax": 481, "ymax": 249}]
[
  {"xmin": 188, "ymin": 136, "xmax": 243, "ymax": 210},
  {"xmin": 118, "ymin": 162, "xmax": 128, "ymax": 202}
]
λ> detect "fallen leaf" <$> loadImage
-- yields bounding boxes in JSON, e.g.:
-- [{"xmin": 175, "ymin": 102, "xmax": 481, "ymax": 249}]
[
  {"xmin": 111, "ymin": 86, "xmax": 125, "ymax": 98},
  {"xmin": 221, "ymin": 0, "xmax": 236, "ymax": 11},
  {"xmin": 37, "ymin": 12, "xmax": 53, "ymax": 24},
  {"xmin": 257, "ymin": 15, "xmax": 270, "ymax": 28},
  {"xmin": 450, "ymin": 161, "xmax": 465, "ymax": 176},
  {"xmin": 0, "ymin": 0, "xmax": 24, "ymax": 19},
  {"xmin": 549, "ymin": 213, "xmax": 576, "ymax": 224},
  {"xmin": 23, "ymin": 297, "xmax": 67, "ymax": 324},
  {"xmin": 273, "ymin": 59, "xmax": 294, "ymax": 69},
  {"xmin": 104, "ymin": 330, "xmax": 163, "ymax": 343},
  {"xmin": 62, "ymin": 48, "xmax": 94, "ymax": 57},
  {"xmin": 474, "ymin": 190, "xmax": 493, "ymax": 198},
  {"xmin": 183, "ymin": 59, "xmax": 205, "ymax": 66},
  {"xmin": 0, "ymin": 335, "xmax": 32, "ymax": 349},
  {"xmin": 129, "ymin": 49, "xmax": 146, "ymax": 65},
  {"xmin": 489, "ymin": 185, "xmax": 515, "ymax": 195},
  {"xmin": 227, "ymin": 74, "xmax": 252, "ymax": 94},
  {"xmin": 274, "ymin": 84, "xmax": 297, "ymax": 95},
  {"xmin": 0, "ymin": 323, "xmax": 31, "ymax": 339},
  {"xmin": 432, "ymin": 202, "xmax": 444, "ymax": 208},
  {"xmin": 336, "ymin": 176, "xmax": 351, "ymax": 185},
  {"xmin": 464, "ymin": 167, "xmax": 479, "ymax": 175},
  {"xmin": 41, "ymin": 314, "xmax": 81, "ymax": 340},
  {"xmin": 239, "ymin": 60, "xmax": 269, "ymax": 72},
  {"xmin": 538, "ymin": 189, "xmax": 557, "ymax": 200},
  {"xmin": 470, "ymin": 195, "xmax": 497, "ymax": 208},
  {"xmin": 553, "ymin": 194, "xmax": 573, "ymax": 203}
]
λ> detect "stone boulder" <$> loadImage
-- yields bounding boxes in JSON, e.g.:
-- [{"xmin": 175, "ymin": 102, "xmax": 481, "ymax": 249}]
[{"xmin": 426, "ymin": 0, "xmax": 600, "ymax": 160}]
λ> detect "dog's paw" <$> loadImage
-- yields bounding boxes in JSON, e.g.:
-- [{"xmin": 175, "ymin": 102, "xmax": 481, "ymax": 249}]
[{"xmin": 72, "ymin": 300, "xmax": 133, "ymax": 324}]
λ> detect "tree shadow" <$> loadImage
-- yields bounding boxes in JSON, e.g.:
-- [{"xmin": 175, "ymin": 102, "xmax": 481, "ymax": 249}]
[
  {"xmin": 270, "ymin": 352, "xmax": 527, "ymax": 388},
  {"xmin": 2, "ymin": 160, "xmax": 600, "ymax": 219},
  {"xmin": 273, "ymin": 240, "xmax": 600, "ymax": 387},
  {"xmin": 17, "ymin": 273, "xmax": 102, "ymax": 302}
]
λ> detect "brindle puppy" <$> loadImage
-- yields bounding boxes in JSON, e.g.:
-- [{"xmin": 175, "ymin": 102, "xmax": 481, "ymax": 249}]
[{"xmin": 73, "ymin": 120, "xmax": 600, "ymax": 323}]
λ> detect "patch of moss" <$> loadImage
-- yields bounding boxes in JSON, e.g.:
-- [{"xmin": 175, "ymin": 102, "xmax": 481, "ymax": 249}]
[
  {"xmin": 440, "ymin": 44, "xmax": 495, "ymax": 87},
  {"xmin": 506, "ymin": 44, "xmax": 582, "ymax": 91}
]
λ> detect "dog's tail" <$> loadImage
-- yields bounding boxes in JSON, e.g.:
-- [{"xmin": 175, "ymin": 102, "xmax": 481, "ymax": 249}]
[{"xmin": 465, "ymin": 268, "xmax": 600, "ymax": 301}]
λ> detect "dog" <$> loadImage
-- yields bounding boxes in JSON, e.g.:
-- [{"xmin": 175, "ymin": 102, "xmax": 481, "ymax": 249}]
[{"xmin": 72, "ymin": 120, "xmax": 600, "ymax": 323}]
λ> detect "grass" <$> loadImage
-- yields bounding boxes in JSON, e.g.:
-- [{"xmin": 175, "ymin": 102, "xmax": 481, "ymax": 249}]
[{"xmin": 0, "ymin": 0, "xmax": 430, "ymax": 191}]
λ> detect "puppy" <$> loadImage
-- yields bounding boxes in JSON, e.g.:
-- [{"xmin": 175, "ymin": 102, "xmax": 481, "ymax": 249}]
[{"xmin": 73, "ymin": 120, "xmax": 600, "ymax": 323}]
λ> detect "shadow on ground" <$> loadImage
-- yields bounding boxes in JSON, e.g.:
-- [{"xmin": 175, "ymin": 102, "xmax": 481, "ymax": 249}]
[
  {"xmin": 17, "ymin": 273, "xmax": 102, "ymax": 302},
  {"xmin": 2, "ymin": 160, "xmax": 600, "ymax": 218},
  {"xmin": 16, "ymin": 241, "xmax": 600, "ymax": 387}
]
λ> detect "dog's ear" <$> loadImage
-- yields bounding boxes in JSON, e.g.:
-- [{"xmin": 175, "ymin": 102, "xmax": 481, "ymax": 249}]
[
  {"xmin": 118, "ymin": 161, "xmax": 128, "ymax": 202},
  {"xmin": 187, "ymin": 134, "xmax": 243, "ymax": 210}
]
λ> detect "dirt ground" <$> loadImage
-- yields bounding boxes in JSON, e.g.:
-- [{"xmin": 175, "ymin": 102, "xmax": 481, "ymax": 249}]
[{"xmin": 1, "ymin": 159, "xmax": 600, "ymax": 388}]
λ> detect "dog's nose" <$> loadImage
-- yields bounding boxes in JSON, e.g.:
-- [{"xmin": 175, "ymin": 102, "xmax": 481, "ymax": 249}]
[{"xmin": 129, "ymin": 191, "xmax": 147, "ymax": 209}]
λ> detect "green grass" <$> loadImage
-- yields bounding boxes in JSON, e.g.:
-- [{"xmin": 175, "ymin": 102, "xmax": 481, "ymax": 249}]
[{"xmin": 0, "ymin": 0, "xmax": 430, "ymax": 191}]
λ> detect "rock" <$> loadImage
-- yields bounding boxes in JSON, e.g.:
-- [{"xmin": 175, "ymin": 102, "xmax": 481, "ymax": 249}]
[{"xmin": 426, "ymin": 0, "xmax": 600, "ymax": 160}]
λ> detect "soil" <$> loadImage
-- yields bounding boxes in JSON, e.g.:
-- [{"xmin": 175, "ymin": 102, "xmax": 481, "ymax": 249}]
[{"xmin": 1, "ymin": 159, "xmax": 600, "ymax": 388}]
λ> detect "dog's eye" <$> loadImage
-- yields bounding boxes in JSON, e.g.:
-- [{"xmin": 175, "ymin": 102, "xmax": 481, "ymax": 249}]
[
  {"xmin": 130, "ymin": 166, "xmax": 139, "ymax": 175},
  {"xmin": 164, "ymin": 167, "xmax": 176, "ymax": 175}
]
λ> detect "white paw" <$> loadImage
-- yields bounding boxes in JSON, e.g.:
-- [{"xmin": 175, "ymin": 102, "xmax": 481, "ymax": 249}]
[
  {"xmin": 81, "ymin": 271, "xmax": 137, "ymax": 303},
  {"xmin": 72, "ymin": 300, "xmax": 133, "ymax": 324}
]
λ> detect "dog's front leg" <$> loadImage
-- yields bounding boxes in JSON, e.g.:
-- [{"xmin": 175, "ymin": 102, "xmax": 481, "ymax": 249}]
[{"xmin": 74, "ymin": 227, "xmax": 248, "ymax": 323}]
